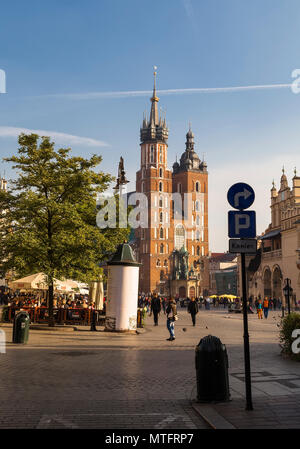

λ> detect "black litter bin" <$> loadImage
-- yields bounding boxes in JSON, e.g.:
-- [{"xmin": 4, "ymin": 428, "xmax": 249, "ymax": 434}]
[
  {"xmin": 12, "ymin": 312, "xmax": 30, "ymax": 344},
  {"xmin": 195, "ymin": 335, "xmax": 230, "ymax": 402}
]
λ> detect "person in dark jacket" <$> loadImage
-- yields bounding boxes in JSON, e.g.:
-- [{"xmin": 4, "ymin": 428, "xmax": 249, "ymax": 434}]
[
  {"xmin": 150, "ymin": 293, "xmax": 161, "ymax": 326},
  {"xmin": 187, "ymin": 297, "xmax": 199, "ymax": 326},
  {"xmin": 166, "ymin": 298, "xmax": 177, "ymax": 341}
]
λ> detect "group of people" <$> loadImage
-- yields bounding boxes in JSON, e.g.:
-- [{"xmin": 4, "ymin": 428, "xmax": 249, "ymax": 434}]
[
  {"xmin": 0, "ymin": 291, "xmax": 108, "ymax": 323},
  {"xmin": 253, "ymin": 297, "xmax": 281, "ymax": 319},
  {"xmin": 138, "ymin": 293, "xmax": 200, "ymax": 341},
  {"xmin": 2, "ymin": 293, "xmax": 94, "ymax": 309}
]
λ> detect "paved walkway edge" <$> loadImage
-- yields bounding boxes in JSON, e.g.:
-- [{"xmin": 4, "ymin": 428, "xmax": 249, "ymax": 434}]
[{"xmin": 192, "ymin": 403, "xmax": 236, "ymax": 429}]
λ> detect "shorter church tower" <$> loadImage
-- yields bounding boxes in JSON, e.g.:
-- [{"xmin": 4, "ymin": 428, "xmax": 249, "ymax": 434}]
[{"xmin": 171, "ymin": 126, "xmax": 209, "ymax": 298}]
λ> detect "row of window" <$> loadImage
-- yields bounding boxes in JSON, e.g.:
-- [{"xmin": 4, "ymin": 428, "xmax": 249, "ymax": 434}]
[
  {"xmin": 142, "ymin": 167, "xmax": 165, "ymax": 179},
  {"xmin": 141, "ymin": 226, "xmax": 204, "ymax": 240},
  {"xmin": 140, "ymin": 244, "xmax": 205, "ymax": 256},
  {"xmin": 177, "ymin": 182, "xmax": 206, "ymax": 193},
  {"xmin": 156, "ymin": 259, "xmax": 168, "ymax": 267},
  {"xmin": 153, "ymin": 195, "xmax": 204, "ymax": 213},
  {"xmin": 141, "ymin": 181, "xmax": 206, "ymax": 194},
  {"xmin": 142, "ymin": 145, "xmax": 164, "ymax": 166},
  {"xmin": 192, "ymin": 246, "xmax": 205, "ymax": 256}
]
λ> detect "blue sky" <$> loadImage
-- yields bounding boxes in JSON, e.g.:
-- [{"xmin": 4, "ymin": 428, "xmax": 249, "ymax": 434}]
[{"xmin": 0, "ymin": 0, "xmax": 300, "ymax": 251}]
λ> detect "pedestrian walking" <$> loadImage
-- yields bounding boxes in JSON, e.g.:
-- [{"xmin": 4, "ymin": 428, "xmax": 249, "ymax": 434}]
[
  {"xmin": 187, "ymin": 297, "xmax": 199, "ymax": 326},
  {"xmin": 257, "ymin": 299, "xmax": 263, "ymax": 319},
  {"xmin": 263, "ymin": 297, "xmax": 269, "ymax": 319},
  {"xmin": 150, "ymin": 293, "xmax": 161, "ymax": 326},
  {"xmin": 166, "ymin": 298, "xmax": 177, "ymax": 341}
]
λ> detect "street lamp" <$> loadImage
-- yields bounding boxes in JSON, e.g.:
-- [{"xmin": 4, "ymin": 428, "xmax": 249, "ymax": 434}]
[{"xmin": 283, "ymin": 278, "xmax": 293, "ymax": 315}]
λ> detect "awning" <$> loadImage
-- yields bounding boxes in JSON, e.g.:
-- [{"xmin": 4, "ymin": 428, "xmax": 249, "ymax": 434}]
[{"xmin": 258, "ymin": 229, "xmax": 281, "ymax": 240}]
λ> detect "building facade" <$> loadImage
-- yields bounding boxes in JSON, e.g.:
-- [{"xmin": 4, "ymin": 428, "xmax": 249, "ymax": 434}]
[
  {"xmin": 209, "ymin": 252, "xmax": 238, "ymax": 296},
  {"xmin": 134, "ymin": 72, "xmax": 209, "ymax": 298},
  {"xmin": 245, "ymin": 169, "xmax": 300, "ymax": 307}
]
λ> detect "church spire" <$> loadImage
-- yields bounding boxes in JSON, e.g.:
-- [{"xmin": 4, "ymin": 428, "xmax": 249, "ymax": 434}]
[
  {"xmin": 185, "ymin": 123, "xmax": 195, "ymax": 151},
  {"xmin": 149, "ymin": 66, "xmax": 159, "ymax": 126},
  {"xmin": 140, "ymin": 67, "xmax": 168, "ymax": 144}
]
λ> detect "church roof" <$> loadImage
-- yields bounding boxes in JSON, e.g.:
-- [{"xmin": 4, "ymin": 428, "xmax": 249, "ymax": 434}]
[
  {"xmin": 173, "ymin": 127, "xmax": 207, "ymax": 174},
  {"xmin": 140, "ymin": 69, "xmax": 168, "ymax": 144}
]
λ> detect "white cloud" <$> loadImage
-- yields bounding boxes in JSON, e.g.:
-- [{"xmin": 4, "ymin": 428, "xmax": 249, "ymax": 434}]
[
  {"xmin": 208, "ymin": 155, "xmax": 299, "ymax": 252},
  {"xmin": 39, "ymin": 83, "xmax": 293, "ymax": 101},
  {"xmin": 0, "ymin": 126, "xmax": 108, "ymax": 147}
]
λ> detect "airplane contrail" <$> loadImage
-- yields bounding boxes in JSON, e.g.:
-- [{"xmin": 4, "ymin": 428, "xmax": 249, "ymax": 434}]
[{"xmin": 41, "ymin": 83, "xmax": 293, "ymax": 100}]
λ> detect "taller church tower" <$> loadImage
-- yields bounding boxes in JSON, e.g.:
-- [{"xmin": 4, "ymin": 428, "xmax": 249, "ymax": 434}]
[
  {"xmin": 135, "ymin": 70, "xmax": 210, "ymax": 297},
  {"xmin": 136, "ymin": 69, "xmax": 174, "ymax": 294}
]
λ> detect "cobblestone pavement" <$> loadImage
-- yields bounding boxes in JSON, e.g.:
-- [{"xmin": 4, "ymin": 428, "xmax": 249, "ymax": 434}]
[{"xmin": 0, "ymin": 306, "xmax": 299, "ymax": 429}]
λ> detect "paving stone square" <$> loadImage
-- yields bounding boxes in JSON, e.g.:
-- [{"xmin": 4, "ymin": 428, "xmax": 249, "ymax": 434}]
[{"xmin": 1, "ymin": 307, "xmax": 300, "ymax": 429}]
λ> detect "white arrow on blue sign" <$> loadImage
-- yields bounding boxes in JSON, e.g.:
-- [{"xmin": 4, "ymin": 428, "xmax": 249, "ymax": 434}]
[
  {"xmin": 228, "ymin": 211, "xmax": 256, "ymax": 238},
  {"xmin": 227, "ymin": 183, "xmax": 255, "ymax": 210}
]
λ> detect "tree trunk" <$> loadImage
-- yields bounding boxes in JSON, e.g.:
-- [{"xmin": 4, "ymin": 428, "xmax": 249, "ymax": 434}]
[{"xmin": 48, "ymin": 282, "xmax": 54, "ymax": 327}]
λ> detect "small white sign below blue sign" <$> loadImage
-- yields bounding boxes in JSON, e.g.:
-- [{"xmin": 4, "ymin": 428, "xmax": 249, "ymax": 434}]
[{"xmin": 228, "ymin": 211, "xmax": 256, "ymax": 238}]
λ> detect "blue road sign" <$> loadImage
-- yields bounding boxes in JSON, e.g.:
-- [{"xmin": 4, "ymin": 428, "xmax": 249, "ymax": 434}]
[
  {"xmin": 228, "ymin": 211, "xmax": 256, "ymax": 238},
  {"xmin": 227, "ymin": 183, "xmax": 255, "ymax": 210}
]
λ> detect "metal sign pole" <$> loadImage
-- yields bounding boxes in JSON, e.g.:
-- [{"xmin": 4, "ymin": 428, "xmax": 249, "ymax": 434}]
[
  {"xmin": 227, "ymin": 182, "xmax": 255, "ymax": 412},
  {"xmin": 287, "ymin": 278, "xmax": 291, "ymax": 315},
  {"xmin": 241, "ymin": 251, "xmax": 253, "ymax": 411}
]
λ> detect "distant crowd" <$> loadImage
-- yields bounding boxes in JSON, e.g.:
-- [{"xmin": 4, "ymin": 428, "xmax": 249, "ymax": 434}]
[{"xmin": 0, "ymin": 291, "xmax": 107, "ymax": 312}]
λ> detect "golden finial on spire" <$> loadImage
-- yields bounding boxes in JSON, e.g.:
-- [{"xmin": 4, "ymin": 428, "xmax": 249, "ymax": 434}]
[
  {"xmin": 151, "ymin": 65, "xmax": 159, "ymax": 102},
  {"xmin": 282, "ymin": 165, "xmax": 285, "ymax": 174},
  {"xmin": 294, "ymin": 166, "xmax": 297, "ymax": 177}
]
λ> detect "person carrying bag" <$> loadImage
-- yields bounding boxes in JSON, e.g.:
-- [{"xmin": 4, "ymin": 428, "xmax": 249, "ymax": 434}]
[{"xmin": 166, "ymin": 298, "xmax": 178, "ymax": 341}]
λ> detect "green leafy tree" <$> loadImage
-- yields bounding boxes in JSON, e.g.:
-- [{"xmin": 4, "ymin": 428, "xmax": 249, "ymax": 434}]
[{"xmin": 0, "ymin": 134, "xmax": 130, "ymax": 326}]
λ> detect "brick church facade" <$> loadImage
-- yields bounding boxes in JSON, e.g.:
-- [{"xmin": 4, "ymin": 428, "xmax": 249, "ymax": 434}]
[{"xmin": 134, "ymin": 72, "xmax": 210, "ymax": 298}]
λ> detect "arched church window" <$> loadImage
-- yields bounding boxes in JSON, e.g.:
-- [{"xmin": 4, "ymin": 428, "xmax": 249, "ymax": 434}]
[
  {"xmin": 159, "ymin": 182, "xmax": 163, "ymax": 192},
  {"xmin": 159, "ymin": 167, "xmax": 163, "ymax": 177},
  {"xmin": 175, "ymin": 224, "xmax": 185, "ymax": 250},
  {"xmin": 150, "ymin": 145, "xmax": 155, "ymax": 163},
  {"xmin": 160, "ymin": 227, "xmax": 164, "ymax": 239},
  {"xmin": 160, "ymin": 244, "xmax": 164, "ymax": 254},
  {"xmin": 195, "ymin": 182, "xmax": 200, "ymax": 192}
]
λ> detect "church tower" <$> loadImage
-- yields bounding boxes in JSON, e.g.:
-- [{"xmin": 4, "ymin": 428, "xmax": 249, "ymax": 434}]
[
  {"xmin": 134, "ymin": 70, "xmax": 210, "ymax": 298},
  {"xmin": 171, "ymin": 127, "xmax": 210, "ymax": 298},
  {"xmin": 136, "ymin": 69, "xmax": 174, "ymax": 294}
]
